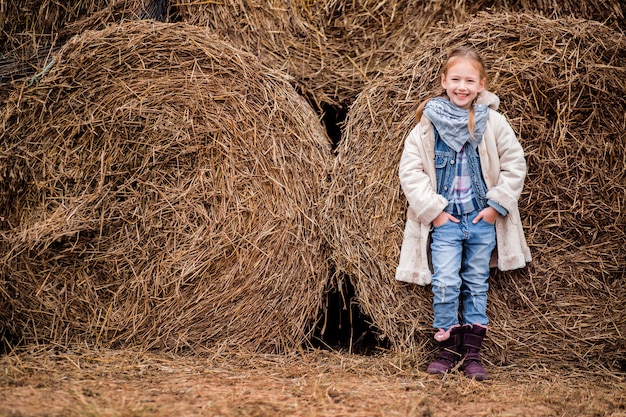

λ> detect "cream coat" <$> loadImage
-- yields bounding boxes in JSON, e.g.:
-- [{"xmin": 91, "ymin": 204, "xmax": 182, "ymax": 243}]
[{"xmin": 395, "ymin": 91, "xmax": 531, "ymax": 285}]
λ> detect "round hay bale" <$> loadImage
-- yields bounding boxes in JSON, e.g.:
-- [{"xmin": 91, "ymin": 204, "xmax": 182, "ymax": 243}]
[
  {"xmin": 62, "ymin": 0, "xmax": 172, "ymax": 36},
  {"xmin": 0, "ymin": 20, "xmax": 333, "ymax": 353},
  {"xmin": 328, "ymin": 12, "xmax": 626, "ymax": 370}
]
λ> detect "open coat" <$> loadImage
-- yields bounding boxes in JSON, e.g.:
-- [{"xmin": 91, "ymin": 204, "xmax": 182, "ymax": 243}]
[{"xmin": 395, "ymin": 91, "xmax": 532, "ymax": 285}]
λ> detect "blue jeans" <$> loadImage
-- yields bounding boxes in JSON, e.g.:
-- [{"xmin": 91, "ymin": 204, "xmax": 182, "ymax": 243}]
[{"xmin": 430, "ymin": 211, "xmax": 496, "ymax": 330}]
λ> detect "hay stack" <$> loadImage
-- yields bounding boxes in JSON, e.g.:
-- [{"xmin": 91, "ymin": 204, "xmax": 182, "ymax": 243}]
[
  {"xmin": 0, "ymin": 20, "xmax": 333, "ymax": 353},
  {"xmin": 61, "ymin": 0, "xmax": 171, "ymax": 36},
  {"xmin": 328, "ymin": 12, "xmax": 626, "ymax": 370},
  {"xmin": 4, "ymin": 0, "xmax": 622, "ymax": 110},
  {"xmin": 476, "ymin": 0, "xmax": 625, "ymax": 28}
]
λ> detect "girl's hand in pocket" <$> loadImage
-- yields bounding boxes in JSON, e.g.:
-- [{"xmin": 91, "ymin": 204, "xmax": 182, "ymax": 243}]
[
  {"xmin": 432, "ymin": 211, "xmax": 459, "ymax": 227},
  {"xmin": 473, "ymin": 207, "xmax": 498, "ymax": 224}
]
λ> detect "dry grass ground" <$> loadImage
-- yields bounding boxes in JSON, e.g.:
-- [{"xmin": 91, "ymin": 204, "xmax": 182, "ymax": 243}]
[{"xmin": 0, "ymin": 346, "xmax": 624, "ymax": 417}]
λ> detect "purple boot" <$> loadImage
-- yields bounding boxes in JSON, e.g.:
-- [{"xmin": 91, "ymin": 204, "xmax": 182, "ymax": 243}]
[
  {"xmin": 427, "ymin": 325, "xmax": 463, "ymax": 375},
  {"xmin": 461, "ymin": 324, "xmax": 489, "ymax": 381}
]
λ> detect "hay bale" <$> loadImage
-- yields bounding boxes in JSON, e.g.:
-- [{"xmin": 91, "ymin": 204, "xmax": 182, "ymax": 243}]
[
  {"xmin": 3, "ymin": 0, "xmax": 623, "ymax": 109},
  {"xmin": 469, "ymin": 0, "xmax": 625, "ymax": 28},
  {"xmin": 0, "ymin": 20, "xmax": 333, "ymax": 353},
  {"xmin": 328, "ymin": 12, "xmax": 626, "ymax": 370},
  {"xmin": 62, "ymin": 0, "xmax": 172, "ymax": 36}
]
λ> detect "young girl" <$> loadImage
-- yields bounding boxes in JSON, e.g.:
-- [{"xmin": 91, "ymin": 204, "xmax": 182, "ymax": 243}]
[{"xmin": 395, "ymin": 47, "xmax": 531, "ymax": 380}]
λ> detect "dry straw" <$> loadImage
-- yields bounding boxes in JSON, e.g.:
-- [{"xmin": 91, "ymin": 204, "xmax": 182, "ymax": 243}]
[
  {"xmin": 175, "ymin": 0, "xmax": 477, "ymax": 107},
  {"xmin": 0, "ymin": 20, "xmax": 333, "ymax": 353},
  {"xmin": 175, "ymin": 0, "xmax": 624, "ymax": 108},
  {"xmin": 328, "ymin": 12, "xmax": 626, "ymax": 371},
  {"xmin": 2, "ymin": 0, "xmax": 624, "ymax": 108},
  {"xmin": 1, "ymin": 0, "xmax": 626, "ymax": 371},
  {"xmin": 0, "ymin": 0, "xmax": 106, "ymax": 48},
  {"xmin": 0, "ymin": 0, "xmax": 168, "ymax": 106},
  {"xmin": 1, "ymin": 345, "xmax": 625, "ymax": 416},
  {"xmin": 0, "ymin": 0, "xmax": 168, "ymax": 47}
]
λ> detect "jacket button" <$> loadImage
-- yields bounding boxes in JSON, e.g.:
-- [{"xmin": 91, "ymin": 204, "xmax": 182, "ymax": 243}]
[{"xmin": 450, "ymin": 160, "xmax": 455, "ymax": 165}]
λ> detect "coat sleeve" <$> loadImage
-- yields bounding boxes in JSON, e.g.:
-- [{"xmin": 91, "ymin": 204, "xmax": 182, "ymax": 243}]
[
  {"xmin": 398, "ymin": 123, "xmax": 448, "ymax": 224},
  {"xmin": 484, "ymin": 111, "xmax": 527, "ymax": 213}
]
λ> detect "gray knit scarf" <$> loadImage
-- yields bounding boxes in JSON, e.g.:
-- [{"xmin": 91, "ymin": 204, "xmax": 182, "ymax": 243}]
[{"xmin": 423, "ymin": 97, "xmax": 489, "ymax": 152}]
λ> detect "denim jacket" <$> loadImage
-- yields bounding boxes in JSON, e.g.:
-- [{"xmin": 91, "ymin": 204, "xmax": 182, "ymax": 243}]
[{"xmin": 434, "ymin": 127, "xmax": 508, "ymax": 216}]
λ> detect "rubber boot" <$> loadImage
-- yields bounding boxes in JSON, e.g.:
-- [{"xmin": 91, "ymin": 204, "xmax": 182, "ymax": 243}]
[
  {"xmin": 461, "ymin": 324, "xmax": 488, "ymax": 381},
  {"xmin": 426, "ymin": 325, "xmax": 463, "ymax": 375}
]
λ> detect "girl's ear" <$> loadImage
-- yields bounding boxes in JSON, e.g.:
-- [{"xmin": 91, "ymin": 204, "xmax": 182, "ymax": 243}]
[
  {"xmin": 478, "ymin": 77, "xmax": 486, "ymax": 92},
  {"xmin": 441, "ymin": 73, "xmax": 447, "ymax": 89}
]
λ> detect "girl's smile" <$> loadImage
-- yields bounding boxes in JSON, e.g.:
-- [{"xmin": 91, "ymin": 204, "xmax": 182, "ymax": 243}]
[{"xmin": 441, "ymin": 59, "xmax": 486, "ymax": 109}]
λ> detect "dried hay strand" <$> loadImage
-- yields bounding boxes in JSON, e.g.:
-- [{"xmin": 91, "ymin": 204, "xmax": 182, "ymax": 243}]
[
  {"xmin": 0, "ymin": 20, "xmax": 333, "ymax": 353},
  {"xmin": 0, "ymin": 47, "xmax": 58, "ymax": 107},
  {"xmin": 1, "ymin": 344, "xmax": 625, "ymax": 417},
  {"xmin": 328, "ymin": 12, "xmax": 626, "ymax": 370},
  {"xmin": 62, "ymin": 0, "xmax": 172, "ymax": 36}
]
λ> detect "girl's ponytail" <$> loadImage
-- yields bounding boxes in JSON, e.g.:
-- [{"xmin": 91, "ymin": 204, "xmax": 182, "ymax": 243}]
[
  {"xmin": 415, "ymin": 98, "xmax": 429, "ymax": 121},
  {"xmin": 468, "ymin": 104, "xmax": 476, "ymax": 138}
]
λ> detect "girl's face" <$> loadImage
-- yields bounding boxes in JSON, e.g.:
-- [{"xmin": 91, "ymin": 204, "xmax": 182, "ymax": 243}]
[{"xmin": 441, "ymin": 59, "xmax": 486, "ymax": 109}]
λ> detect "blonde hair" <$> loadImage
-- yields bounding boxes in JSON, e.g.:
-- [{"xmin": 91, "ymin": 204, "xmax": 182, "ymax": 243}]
[{"xmin": 415, "ymin": 46, "xmax": 487, "ymax": 136}]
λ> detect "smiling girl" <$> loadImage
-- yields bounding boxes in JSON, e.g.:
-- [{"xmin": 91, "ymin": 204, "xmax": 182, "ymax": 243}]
[{"xmin": 395, "ymin": 47, "xmax": 531, "ymax": 380}]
